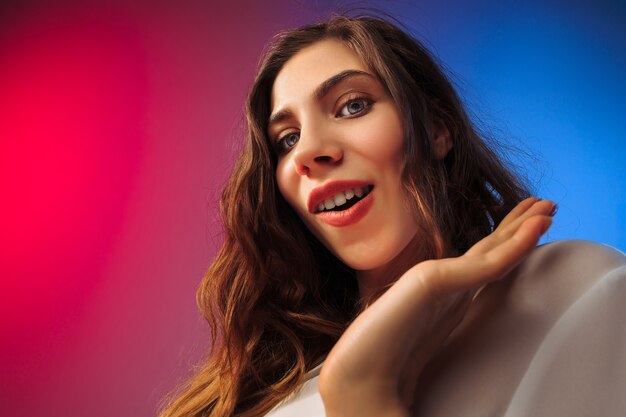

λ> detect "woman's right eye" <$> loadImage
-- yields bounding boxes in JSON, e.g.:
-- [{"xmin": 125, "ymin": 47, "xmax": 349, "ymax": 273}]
[{"xmin": 276, "ymin": 132, "xmax": 300, "ymax": 153}]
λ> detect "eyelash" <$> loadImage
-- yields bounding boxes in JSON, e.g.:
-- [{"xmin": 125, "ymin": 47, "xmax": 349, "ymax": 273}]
[
  {"xmin": 337, "ymin": 96, "xmax": 373, "ymax": 117},
  {"xmin": 274, "ymin": 96, "xmax": 373, "ymax": 154}
]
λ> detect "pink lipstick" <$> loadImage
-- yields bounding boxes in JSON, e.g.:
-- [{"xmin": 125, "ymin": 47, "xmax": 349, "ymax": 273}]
[
  {"xmin": 317, "ymin": 191, "xmax": 374, "ymax": 227},
  {"xmin": 308, "ymin": 180, "xmax": 375, "ymax": 227}
]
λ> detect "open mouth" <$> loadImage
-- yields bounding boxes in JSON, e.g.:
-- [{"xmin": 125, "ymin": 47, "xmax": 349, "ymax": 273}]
[{"xmin": 314, "ymin": 185, "xmax": 373, "ymax": 213}]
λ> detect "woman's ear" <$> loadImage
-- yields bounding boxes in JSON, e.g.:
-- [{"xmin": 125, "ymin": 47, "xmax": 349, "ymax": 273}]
[{"xmin": 432, "ymin": 118, "xmax": 452, "ymax": 160}]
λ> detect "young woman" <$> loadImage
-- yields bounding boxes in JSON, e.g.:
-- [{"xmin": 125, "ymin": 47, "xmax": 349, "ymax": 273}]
[{"xmin": 159, "ymin": 15, "xmax": 626, "ymax": 417}]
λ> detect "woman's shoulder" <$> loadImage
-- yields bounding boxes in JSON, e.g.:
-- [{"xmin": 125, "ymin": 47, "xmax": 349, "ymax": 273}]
[
  {"xmin": 500, "ymin": 240, "xmax": 626, "ymax": 416},
  {"xmin": 519, "ymin": 239, "xmax": 625, "ymax": 279},
  {"xmin": 414, "ymin": 241, "xmax": 626, "ymax": 416},
  {"xmin": 505, "ymin": 239, "xmax": 625, "ymax": 313},
  {"xmin": 525, "ymin": 239, "xmax": 624, "ymax": 268}
]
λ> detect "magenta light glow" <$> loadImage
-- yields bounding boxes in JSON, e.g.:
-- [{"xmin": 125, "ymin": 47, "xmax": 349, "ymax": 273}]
[{"xmin": 0, "ymin": 4, "xmax": 147, "ymax": 376}]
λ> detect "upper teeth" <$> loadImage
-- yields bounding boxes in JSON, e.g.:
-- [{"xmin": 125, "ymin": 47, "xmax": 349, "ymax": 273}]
[{"xmin": 317, "ymin": 186, "xmax": 371, "ymax": 212}]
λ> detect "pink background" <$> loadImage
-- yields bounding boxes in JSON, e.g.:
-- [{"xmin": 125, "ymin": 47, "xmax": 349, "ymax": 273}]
[{"xmin": 0, "ymin": 1, "xmax": 332, "ymax": 415}]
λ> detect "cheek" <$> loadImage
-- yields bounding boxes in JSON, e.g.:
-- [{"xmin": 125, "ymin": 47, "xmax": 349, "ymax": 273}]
[
  {"xmin": 276, "ymin": 159, "xmax": 331, "ymax": 249},
  {"xmin": 357, "ymin": 112, "xmax": 404, "ymax": 168},
  {"xmin": 275, "ymin": 159, "xmax": 302, "ymax": 212}
]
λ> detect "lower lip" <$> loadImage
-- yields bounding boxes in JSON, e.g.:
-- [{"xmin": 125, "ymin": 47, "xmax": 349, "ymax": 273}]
[{"xmin": 316, "ymin": 191, "xmax": 375, "ymax": 227}]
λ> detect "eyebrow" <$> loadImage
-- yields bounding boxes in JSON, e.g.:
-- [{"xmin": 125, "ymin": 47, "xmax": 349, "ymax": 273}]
[{"xmin": 268, "ymin": 69, "xmax": 375, "ymax": 128}]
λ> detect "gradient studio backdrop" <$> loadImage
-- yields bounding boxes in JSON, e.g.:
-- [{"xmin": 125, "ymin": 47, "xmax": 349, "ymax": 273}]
[{"xmin": 1, "ymin": 0, "xmax": 624, "ymax": 415}]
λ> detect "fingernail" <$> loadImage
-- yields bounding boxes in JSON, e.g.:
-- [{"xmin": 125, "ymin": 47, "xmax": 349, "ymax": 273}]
[{"xmin": 549, "ymin": 203, "xmax": 558, "ymax": 217}]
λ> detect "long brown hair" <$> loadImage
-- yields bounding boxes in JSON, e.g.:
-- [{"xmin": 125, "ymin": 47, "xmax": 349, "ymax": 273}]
[{"xmin": 159, "ymin": 14, "xmax": 529, "ymax": 417}]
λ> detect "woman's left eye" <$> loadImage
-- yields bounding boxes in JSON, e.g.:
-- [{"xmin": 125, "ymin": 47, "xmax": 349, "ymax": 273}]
[{"xmin": 338, "ymin": 97, "xmax": 372, "ymax": 117}]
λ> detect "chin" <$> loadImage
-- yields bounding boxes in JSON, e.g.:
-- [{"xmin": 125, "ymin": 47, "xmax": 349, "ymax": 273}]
[
  {"xmin": 332, "ymin": 232, "xmax": 420, "ymax": 274},
  {"xmin": 340, "ymin": 251, "xmax": 397, "ymax": 271}
]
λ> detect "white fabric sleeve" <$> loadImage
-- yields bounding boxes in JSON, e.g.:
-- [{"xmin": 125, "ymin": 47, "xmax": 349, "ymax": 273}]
[{"xmin": 504, "ymin": 264, "xmax": 626, "ymax": 417}]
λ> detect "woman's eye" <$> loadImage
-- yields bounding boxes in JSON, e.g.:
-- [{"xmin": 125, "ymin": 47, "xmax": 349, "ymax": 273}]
[
  {"xmin": 277, "ymin": 132, "xmax": 300, "ymax": 153},
  {"xmin": 338, "ymin": 98, "xmax": 371, "ymax": 117}
]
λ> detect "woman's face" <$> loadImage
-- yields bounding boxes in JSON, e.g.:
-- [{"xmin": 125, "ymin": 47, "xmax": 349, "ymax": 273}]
[{"xmin": 269, "ymin": 39, "xmax": 419, "ymax": 280}]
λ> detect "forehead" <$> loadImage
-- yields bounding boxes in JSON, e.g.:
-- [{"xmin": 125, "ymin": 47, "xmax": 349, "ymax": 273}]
[{"xmin": 271, "ymin": 39, "xmax": 369, "ymax": 109}]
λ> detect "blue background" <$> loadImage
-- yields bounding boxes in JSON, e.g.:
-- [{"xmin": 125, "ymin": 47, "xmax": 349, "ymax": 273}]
[{"xmin": 381, "ymin": 0, "xmax": 626, "ymax": 250}]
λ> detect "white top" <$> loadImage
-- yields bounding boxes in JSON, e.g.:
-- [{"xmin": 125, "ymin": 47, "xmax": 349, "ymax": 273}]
[{"xmin": 265, "ymin": 240, "xmax": 626, "ymax": 416}]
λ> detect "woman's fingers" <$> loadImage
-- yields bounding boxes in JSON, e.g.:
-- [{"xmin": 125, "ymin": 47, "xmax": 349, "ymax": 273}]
[
  {"xmin": 465, "ymin": 198, "xmax": 555, "ymax": 257},
  {"xmin": 494, "ymin": 199, "xmax": 555, "ymax": 239},
  {"xmin": 481, "ymin": 214, "xmax": 551, "ymax": 280},
  {"xmin": 428, "ymin": 214, "xmax": 552, "ymax": 294},
  {"xmin": 464, "ymin": 197, "xmax": 539, "ymax": 256},
  {"xmin": 498, "ymin": 197, "xmax": 541, "ymax": 229}
]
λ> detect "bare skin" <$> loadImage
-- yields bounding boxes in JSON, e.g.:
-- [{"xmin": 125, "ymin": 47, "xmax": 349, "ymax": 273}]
[{"xmin": 318, "ymin": 197, "xmax": 555, "ymax": 417}]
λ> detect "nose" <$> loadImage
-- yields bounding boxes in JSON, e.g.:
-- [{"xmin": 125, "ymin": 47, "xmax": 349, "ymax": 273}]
[{"xmin": 293, "ymin": 126, "xmax": 343, "ymax": 177}]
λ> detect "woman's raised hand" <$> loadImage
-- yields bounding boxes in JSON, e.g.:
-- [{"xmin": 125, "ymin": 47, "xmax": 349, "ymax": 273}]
[{"xmin": 318, "ymin": 198, "xmax": 556, "ymax": 417}]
